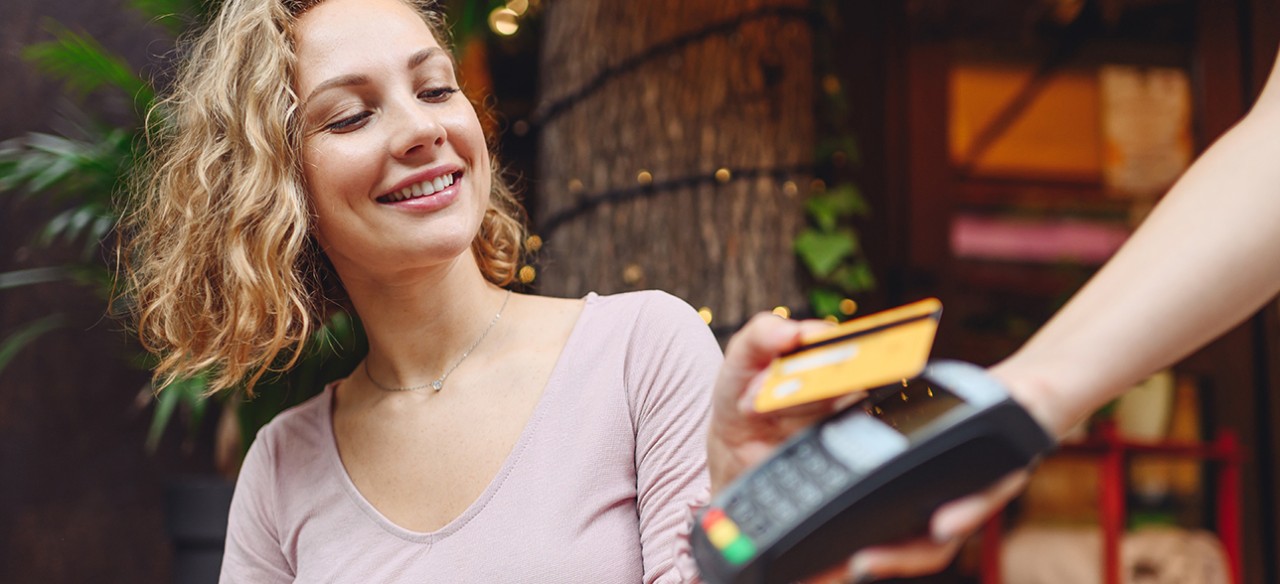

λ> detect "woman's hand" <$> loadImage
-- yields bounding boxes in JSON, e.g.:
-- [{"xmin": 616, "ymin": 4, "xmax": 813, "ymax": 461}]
[{"xmin": 706, "ymin": 313, "xmax": 838, "ymax": 495}]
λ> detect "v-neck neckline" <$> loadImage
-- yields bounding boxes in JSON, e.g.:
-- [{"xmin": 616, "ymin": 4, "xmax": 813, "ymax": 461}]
[{"xmin": 322, "ymin": 292, "xmax": 599, "ymax": 542}]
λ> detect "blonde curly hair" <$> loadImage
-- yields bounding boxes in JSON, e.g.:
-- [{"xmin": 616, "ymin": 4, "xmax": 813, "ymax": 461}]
[{"xmin": 121, "ymin": 0, "xmax": 526, "ymax": 395}]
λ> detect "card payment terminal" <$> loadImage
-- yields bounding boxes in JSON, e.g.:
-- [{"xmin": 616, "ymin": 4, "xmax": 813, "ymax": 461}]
[{"xmin": 692, "ymin": 360, "xmax": 1056, "ymax": 584}]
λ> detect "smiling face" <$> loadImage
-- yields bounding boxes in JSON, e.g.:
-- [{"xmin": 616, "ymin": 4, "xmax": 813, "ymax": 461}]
[{"xmin": 294, "ymin": 0, "xmax": 490, "ymax": 282}]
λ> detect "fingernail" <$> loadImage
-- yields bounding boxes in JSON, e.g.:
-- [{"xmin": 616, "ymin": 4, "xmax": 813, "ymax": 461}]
[
  {"xmin": 847, "ymin": 556, "xmax": 874, "ymax": 584},
  {"xmin": 931, "ymin": 517, "xmax": 960, "ymax": 544}
]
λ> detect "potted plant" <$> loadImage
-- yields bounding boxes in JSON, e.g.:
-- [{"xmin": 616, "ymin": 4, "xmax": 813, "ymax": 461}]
[{"xmin": 0, "ymin": 1, "xmax": 367, "ymax": 581}]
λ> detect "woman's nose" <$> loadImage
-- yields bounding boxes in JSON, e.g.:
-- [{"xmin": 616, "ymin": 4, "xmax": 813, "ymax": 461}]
[{"xmin": 388, "ymin": 98, "xmax": 446, "ymax": 159}]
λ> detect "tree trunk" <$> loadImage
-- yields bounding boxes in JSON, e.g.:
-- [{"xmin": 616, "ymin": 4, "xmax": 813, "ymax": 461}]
[{"xmin": 535, "ymin": 0, "xmax": 814, "ymax": 333}]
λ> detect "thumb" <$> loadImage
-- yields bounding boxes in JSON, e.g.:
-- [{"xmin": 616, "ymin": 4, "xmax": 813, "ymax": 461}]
[
  {"xmin": 715, "ymin": 315, "xmax": 835, "ymax": 419},
  {"xmin": 714, "ymin": 313, "xmax": 803, "ymax": 412}
]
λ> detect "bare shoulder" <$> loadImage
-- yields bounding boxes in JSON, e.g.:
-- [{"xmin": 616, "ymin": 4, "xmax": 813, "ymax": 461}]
[{"xmin": 505, "ymin": 293, "xmax": 585, "ymax": 341}]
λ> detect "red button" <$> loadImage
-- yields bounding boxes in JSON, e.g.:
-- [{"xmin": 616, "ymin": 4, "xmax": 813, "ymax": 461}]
[{"xmin": 701, "ymin": 507, "xmax": 726, "ymax": 530}]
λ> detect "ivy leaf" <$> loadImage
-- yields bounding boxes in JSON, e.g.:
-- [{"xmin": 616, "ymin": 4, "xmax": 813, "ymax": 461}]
[
  {"xmin": 831, "ymin": 261, "xmax": 876, "ymax": 294},
  {"xmin": 794, "ymin": 228, "xmax": 857, "ymax": 278},
  {"xmin": 809, "ymin": 288, "xmax": 844, "ymax": 319},
  {"xmin": 806, "ymin": 196, "xmax": 838, "ymax": 232},
  {"xmin": 804, "ymin": 184, "xmax": 870, "ymax": 231}
]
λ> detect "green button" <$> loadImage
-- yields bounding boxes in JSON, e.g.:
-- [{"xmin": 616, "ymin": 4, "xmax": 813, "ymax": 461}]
[{"xmin": 722, "ymin": 536, "xmax": 757, "ymax": 565}]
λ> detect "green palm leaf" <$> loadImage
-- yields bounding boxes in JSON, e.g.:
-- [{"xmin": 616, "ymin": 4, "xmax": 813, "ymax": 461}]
[
  {"xmin": 0, "ymin": 315, "xmax": 68, "ymax": 373},
  {"xmin": 23, "ymin": 22, "xmax": 154, "ymax": 113},
  {"xmin": 128, "ymin": 0, "xmax": 205, "ymax": 35}
]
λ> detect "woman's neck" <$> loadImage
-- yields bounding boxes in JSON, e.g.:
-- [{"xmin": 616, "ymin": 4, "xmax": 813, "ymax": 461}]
[{"xmin": 342, "ymin": 254, "xmax": 508, "ymax": 390}]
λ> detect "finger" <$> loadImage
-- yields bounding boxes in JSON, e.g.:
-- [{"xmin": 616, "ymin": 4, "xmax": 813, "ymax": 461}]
[
  {"xmin": 765, "ymin": 387, "xmax": 869, "ymax": 424},
  {"xmin": 801, "ymin": 562, "xmax": 850, "ymax": 584},
  {"xmin": 724, "ymin": 318, "xmax": 839, "ymax": 417},
  {"xmin": 847, "ymin": 536, "xmax": 965, "ymax": 581},
  {"xmin": 715, "ymin": 314, "xmax": 804, "ymax": 414},
  {"xmin": 796, "ymin": 318, "xmax": 837, "ymax": 337},
  {"xmin": 720, "ymin": 316, "xmax": 834, "ymax": 387},
  {"xmin": 931, "ymin": 469, "xmax": 1031, "ymax": 542}
]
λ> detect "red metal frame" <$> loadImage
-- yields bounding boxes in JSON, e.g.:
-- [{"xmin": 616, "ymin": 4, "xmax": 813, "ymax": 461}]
[{"xmin": 980, "ymin": 424, "xmax": 1243, "ymax": 583}]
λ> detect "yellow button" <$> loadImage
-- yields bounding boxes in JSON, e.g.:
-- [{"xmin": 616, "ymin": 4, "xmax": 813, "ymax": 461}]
[{"xmin": 707, "ymin": 518, "xmax": 741, "ymax": 549}]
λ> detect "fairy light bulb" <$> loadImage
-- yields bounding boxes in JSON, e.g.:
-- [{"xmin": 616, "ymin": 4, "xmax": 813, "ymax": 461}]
[{"xmin": 489, "ymin": 7, "xmax": 519, "ymax": 36}]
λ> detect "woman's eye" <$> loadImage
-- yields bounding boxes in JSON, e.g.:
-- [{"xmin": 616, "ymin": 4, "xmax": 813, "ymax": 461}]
[
  {"xmin": 325, "ymin": 111, "xmax": 372, "ymax": 132},
  {"xmin": 419, "ymin": 87, "xmax": 460, "ymax": 102}
]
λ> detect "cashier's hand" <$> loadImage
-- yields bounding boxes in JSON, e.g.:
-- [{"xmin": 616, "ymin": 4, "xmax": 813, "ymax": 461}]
[
  {"xmin": 707, "ymin": 313, "xmax": 1038, "ymax": 583},
  {"xmin": 832, "ymin": 470, "xmax": 1031, "ymax": 581}
]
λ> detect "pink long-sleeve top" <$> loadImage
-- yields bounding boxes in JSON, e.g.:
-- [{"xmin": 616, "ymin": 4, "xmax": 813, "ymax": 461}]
[{"xmin": 219, "ymin": 291, "xmax": 723, "ymax": 583}]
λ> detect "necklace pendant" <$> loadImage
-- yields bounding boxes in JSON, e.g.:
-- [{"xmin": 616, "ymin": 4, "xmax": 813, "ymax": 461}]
[{"xmin": 431, "ymin": 380, "xmax": 444, "ymax": 391}]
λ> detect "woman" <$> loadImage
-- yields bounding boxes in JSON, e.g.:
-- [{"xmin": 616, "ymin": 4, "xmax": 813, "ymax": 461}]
[{"xmin": 125, "ymin": 0, "xmax": 751, "ymax": 580}]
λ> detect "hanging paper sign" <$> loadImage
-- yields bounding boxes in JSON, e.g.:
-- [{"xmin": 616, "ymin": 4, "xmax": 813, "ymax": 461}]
[{"xmin": 1100, "ymin": 65, "xmax": 1193, "ymax": 199}]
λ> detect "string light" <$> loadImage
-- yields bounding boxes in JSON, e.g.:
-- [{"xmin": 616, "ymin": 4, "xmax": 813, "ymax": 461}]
[
  {"xmin": 839, "ymin": 298, "xmax": 857, "ymax": 315},
  {"xmin": 771, "ymin": 306, "xmax": 790, "ymax": 318},
  {"xmin": 518, "ymin": 265, "xmax": 536, "ymax": 283},
  {"xmin": 637, "ymin": 170, "xmax": 653, "ymax": 185},
  {"xmin": 488, "ymin": 7, "xmax": 519, "ymax": 36},
  {"xmin": 824, "ymin": 315, "xmax": 839, "ymax": 323},
  {"xmin": 783, "ymin": 181, "xmax": 798, "ymax": 197},
  {"xmin": 698, "ymin": 307, "xmax": 714, "ymax": 325},
  {"xmin": 530, "ymin": 6, "xmax": 814, "ymax": 127},
  {"xmin": 810, "ymin": 178, "xmax": 826, "ymax": 192},
  {"xmin": 622, "ymin": 263, "xmax": 644, "ymax": 285},
  {"xmin": 822, "ymin": 74, "xmax": 842, "ymax": 96},
  {"xmin": 525, "ymin": 234, "xmax": 543, "ymax": 252},
  {"xmin": 506, "ymin": 0, "xmax": 529, "ymax": 16},
  {"xmin": 536, "ymin": 165, "xmax": 812, "ymax": 236}
]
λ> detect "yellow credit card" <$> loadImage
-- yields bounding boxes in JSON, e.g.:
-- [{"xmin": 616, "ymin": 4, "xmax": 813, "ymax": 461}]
[{"xmin": 753, "ymin": 298, "xmax": 943, "ymax": 413}]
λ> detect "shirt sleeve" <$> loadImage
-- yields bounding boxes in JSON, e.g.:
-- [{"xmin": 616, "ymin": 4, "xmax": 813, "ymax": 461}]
[
  {"xmin": 219, "ymin": 430, "xmax": 294, "ymax": 584},
  {"xmin": 624, "ymin": 292, "xmax": 724, "ymax": 584}
]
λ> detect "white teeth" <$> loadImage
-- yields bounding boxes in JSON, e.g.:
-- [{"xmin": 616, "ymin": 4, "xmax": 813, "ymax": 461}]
[{"xmin": 384, "ymin": 173, "xmax": 457, "ymax": 202}]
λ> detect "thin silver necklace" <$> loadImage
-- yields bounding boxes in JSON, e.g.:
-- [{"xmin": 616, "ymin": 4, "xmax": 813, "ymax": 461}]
[{"xmin": 364, "ymin": 289, "xmax": 513, "ymax": 392}]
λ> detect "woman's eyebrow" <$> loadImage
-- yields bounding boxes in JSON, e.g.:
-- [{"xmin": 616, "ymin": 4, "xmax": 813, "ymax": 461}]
[
  {"xmin": 305, "ymin": 47, "xmax": 450, "ymax": 105},
  {"xmin": 408, "ymin": 47, "xmax": 447, "ymax": 69},
  {"xmin": 305, "ymin": 73, "xmax": 370, "ymax": 104}
]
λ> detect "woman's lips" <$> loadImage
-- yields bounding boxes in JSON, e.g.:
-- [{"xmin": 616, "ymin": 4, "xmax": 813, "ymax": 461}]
[
  {"xmin": 376, "ymin": 171, "xmax": 463, "ymax": 204},
  {"xmin": 377, "ymin": 171, "xmax": 462, "ymax": 213}
]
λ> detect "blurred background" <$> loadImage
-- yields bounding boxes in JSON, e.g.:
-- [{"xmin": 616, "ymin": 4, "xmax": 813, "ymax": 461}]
[{"xmin": 3, "ymin": 0, "xmax": 1280, "ymax": 582}]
